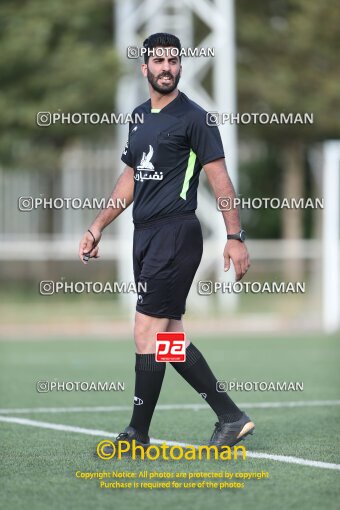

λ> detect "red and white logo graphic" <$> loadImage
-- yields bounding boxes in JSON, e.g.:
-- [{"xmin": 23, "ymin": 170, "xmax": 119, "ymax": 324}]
[{"xmin": 156, "ymin": 332, "xmax": 186, "ymax": 362}]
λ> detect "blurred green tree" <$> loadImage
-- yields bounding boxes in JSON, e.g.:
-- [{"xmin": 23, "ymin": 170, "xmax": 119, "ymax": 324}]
[
  {"xmin": 236, "ymin": 0, "xmax": 340, "ymax": 256},
  {"xmin": 0, "ymin": 0, "xmax": 119, "ymax": 169}
]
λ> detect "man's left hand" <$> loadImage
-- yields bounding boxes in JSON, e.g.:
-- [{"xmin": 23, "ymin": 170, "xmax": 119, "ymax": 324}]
[{"xmin": 223, "ymin": 240, "xmax": 250, "ymax": 281}]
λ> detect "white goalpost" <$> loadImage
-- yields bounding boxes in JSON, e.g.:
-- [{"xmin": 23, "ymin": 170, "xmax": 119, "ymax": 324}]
[{"xmin": 322, "ymin": 141, "xmax": 340, "ymax": 334}]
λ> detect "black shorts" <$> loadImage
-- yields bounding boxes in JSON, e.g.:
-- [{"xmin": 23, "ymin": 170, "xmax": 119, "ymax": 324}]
[{"xmin": 133, "ymin": 212, "xmax": 203, "ymax": 320}]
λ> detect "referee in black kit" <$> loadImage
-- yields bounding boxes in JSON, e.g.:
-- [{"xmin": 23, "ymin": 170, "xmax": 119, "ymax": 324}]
[{"xmin": 79, "ymin": 33, "xmax": 255, "ymax": 450}]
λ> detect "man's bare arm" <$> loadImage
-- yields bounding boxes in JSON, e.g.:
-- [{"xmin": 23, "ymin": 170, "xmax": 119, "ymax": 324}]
[
  {"xmin": 78, "ymin": 165, "xmax": 134, "ymax": 264},
  {"xmin": 204, "ymin": 158, "xmax": 250, "ymax": 281}
]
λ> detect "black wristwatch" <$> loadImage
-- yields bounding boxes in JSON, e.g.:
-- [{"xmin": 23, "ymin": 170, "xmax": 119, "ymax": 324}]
[{"xmin": 227, "ymin": 229, "xmax": 246, "ymax": 242}]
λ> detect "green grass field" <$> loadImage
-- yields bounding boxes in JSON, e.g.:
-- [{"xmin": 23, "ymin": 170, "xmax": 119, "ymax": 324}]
[{"xmin": 1, "ymin": 334, "xmax": 339, "ymax": 510}]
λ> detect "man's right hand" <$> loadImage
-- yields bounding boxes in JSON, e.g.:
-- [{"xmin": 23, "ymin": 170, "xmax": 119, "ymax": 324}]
[{"xmin": 78, "ymin": 228, "xmax": 102, "ymax": 265}]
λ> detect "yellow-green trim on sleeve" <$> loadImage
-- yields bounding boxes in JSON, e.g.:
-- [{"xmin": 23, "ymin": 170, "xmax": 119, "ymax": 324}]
[{"xmin": 180, "ymin": 149, "xmax": 197, "ymax": 200}]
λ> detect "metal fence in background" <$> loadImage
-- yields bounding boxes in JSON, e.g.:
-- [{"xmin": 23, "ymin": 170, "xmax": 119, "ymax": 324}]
[{"xmin": 0, "ymin": 141, "xmax": 338, "ymax": 332}]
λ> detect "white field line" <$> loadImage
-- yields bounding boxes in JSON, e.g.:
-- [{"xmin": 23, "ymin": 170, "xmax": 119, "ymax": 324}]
[
  {"xmin": 0, "ymin": 415, "xmax": 339, "ymax": 472},
  {"xmin": 0, "ymin": 400, "xmax": 339, "ymax": 415}
]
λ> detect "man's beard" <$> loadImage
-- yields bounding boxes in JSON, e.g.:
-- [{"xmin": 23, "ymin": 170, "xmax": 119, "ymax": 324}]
[{"xmin": 147, "ymin": 69, "xmax": 181, "ymax": 94}]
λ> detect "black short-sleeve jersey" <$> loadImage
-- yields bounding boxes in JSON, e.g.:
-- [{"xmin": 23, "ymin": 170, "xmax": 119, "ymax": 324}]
[{"xmin": 121, "ymin": 91, "xmax": 225, "ymax": 223}]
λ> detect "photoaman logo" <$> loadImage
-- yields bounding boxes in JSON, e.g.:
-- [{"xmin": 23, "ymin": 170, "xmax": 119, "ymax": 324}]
[
  {"xmin": 96, "ymin": 439, "xmax": 246, "ymax": 461},
  {"xmin": 156, "ymin": 332, "xmax": 186, "ymax": 362}
]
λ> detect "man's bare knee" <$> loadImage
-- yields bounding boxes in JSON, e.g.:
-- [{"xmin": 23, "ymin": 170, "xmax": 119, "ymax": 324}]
[
  {"xmin": 166, "ymin": 319, "xmax": 190, "ymax": 347},
  {"xmin": 134, "ymin": 312, "xmax": 170, "ymax": 354}
]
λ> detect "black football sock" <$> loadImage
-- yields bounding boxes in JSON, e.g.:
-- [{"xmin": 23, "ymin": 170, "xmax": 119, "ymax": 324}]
[
  {"xmin": 129, "ymin": 353, "xmax": 166, "ymax": 437},
  {"xmin": 171, "ymin": 343, "xmax": 242, "ymax": 423}
]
